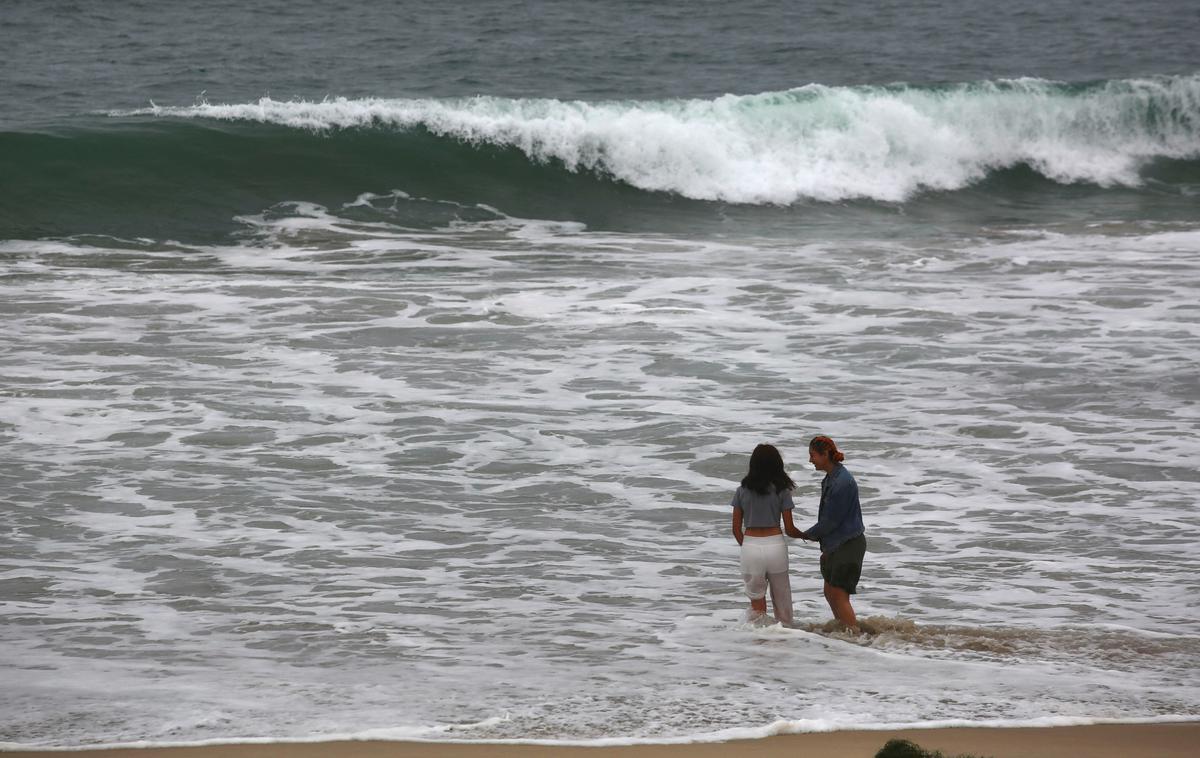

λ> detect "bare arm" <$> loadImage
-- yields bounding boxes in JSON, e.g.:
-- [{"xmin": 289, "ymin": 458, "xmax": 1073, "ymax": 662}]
[
  {"xmin": 782, "ymin": 510, "xmax": 805, "ymax": 539},
  {"xmin": 732, "ymin": 506, "xmax": 744, "ymax": 546}
]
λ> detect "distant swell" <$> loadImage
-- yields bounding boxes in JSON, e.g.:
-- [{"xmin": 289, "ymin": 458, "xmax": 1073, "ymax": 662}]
[
  {"xmin": 2, "ymin": 75, "xmax": 1199, "ymax": 240},
  {"xmin": 126, "ymin": 75, "xmax": 1200, "ymax": 203}
]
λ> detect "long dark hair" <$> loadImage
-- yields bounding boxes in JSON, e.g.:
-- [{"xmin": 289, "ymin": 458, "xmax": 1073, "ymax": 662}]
[{"xmin": 740, "ymin": 443, "xmax": 795, "ymax": 495}]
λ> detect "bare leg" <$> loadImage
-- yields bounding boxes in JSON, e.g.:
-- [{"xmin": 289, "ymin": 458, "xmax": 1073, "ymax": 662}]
[
  {"xmin": 749, "ymin": 596, "xmax": 767, "ymax": 617},
  {"xmin": 823, "ymin": 581, "xmax": 858, "ymax": 630}
]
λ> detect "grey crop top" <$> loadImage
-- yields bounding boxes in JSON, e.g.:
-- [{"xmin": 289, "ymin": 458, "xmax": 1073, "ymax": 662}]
[{"xmin": 731, "ymin": 485, "xmax": 794, "ymax": 528}]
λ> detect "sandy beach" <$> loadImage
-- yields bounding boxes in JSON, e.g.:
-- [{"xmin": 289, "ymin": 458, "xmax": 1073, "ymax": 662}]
[{"xmin": 5, "ymin": 723, "xmax": 1198, "ymax": 758}]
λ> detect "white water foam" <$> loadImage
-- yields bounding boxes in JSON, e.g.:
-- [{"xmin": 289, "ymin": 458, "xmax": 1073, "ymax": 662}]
[
  {"xmin": 2, "ymin": 209, "xmax": 1199, "ymax": 747},
  {"xmin": 120, "ymin": 75, "xmax": 1200, "ymax": 203},
  {"xmin": 4, "ymin": 715, "xmax": 1197, "ymax": 752}
]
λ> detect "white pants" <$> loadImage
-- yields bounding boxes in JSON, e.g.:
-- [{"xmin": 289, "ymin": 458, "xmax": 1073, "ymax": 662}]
[{"xmin": 739, "ymin": 535, "xmax": 793, "ymax": 624}]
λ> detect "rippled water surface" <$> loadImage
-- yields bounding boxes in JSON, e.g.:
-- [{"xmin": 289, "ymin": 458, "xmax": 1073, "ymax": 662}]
[
  {"xmin": 3, "ymin": 206, "xmax": 1198, "ymax": 745},
  {"xmin": 4, "ymin": 0, "xmax": 1200, "ymax": 747}
]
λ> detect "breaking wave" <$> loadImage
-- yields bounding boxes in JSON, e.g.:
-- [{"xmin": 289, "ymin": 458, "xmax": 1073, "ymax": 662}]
[{"xmin": 3, "ymin": 75, "xmax": 1199, "ymax": 240}]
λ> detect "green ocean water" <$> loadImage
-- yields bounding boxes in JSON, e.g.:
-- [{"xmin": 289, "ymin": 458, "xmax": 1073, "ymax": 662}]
[
  {"xmin": 3, "ymin": 77, "xmax": 1200, "ymax": 243},
  {"xmin": 2, "ymin": 0, "xmax": 1199, "ymax": 242},
  {"xmin": 2, "ymin": 0, "xmax": 1199, "ymax": 749},
  {"xmin": 4, "ymin": 0, "xmax": 1199, "ymax": 123}
]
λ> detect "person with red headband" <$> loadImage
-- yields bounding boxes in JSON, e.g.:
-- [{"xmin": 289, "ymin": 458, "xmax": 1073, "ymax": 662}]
[
  {"xmin": 798, "ymin": 435, "xmax": 867, "ymax": 631},
  {"xmin": 730, "ymin": 443, "xmax": 807, "ymax": 625}
]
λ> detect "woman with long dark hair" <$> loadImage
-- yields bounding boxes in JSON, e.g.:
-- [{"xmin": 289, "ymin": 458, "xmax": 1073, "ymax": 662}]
[{"xmin": 730, "ymin": 443, "xmax": 805, "ymax": 625}]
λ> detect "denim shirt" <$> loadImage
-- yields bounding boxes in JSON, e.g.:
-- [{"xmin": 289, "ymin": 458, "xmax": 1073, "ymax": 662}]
[{"xmin": 806, "ymin": 464, "xmax": 865, "ymax": 553}]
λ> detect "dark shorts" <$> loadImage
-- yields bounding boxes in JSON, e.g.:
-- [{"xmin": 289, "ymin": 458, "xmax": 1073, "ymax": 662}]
[{"xmin": 820, "ymin": 534, "xmax": 867, "ymax": 594}]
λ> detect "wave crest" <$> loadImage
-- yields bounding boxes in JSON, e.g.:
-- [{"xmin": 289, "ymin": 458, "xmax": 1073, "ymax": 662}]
[{"xmin": 127, "ymin": 75, "xmax": 1200, "ymax": 203}]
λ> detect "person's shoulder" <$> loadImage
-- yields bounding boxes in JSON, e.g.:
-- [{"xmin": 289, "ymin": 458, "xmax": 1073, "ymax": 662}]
[{"xmin": 833, "ymin": 465, "xmax": 857, "ymax": 485}]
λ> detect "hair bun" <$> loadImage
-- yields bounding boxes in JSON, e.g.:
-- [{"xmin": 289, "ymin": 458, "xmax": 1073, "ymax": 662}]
[{"xmin": 809, "ymin": 435, "xmax": 845, "ymax": 462}]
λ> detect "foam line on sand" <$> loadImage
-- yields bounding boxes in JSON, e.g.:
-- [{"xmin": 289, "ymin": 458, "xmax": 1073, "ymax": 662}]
[{"xmin": 4, "ymin": 723, "xmax": 1199, "ymax": 758}]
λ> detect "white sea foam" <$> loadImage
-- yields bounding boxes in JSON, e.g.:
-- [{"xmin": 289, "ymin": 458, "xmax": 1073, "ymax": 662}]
[
  {"xmin": 2, "ymin": 211, "xmax": 1199, "ymax": 747},
  {"xmin": 118, "ymin": 76, "xmax": 1200, "ymax": 203},
  {"xmin": 5, "ymin": 714, "xmax": 1198, "ymax": 752}
]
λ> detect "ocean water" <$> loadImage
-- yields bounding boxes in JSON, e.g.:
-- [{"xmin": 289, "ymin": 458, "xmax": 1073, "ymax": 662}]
[{"xmin": 2, "ymin": 0, "xmax": 1199, "ymax": 749}]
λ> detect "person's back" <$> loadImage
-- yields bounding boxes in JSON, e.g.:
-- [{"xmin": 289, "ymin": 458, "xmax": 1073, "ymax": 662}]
[
  {"xmin": 732, "ymin": 483, "xmax": 791, "ymax": 528},
  {"xmin": 730, "ymin": 444, "xmax": 805, "ymax": 625}
]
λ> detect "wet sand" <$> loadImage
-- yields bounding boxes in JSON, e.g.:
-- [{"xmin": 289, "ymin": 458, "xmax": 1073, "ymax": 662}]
[{"xmin": 5, "ymin": 722, "xmax": 1199, "ymax": 758}]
